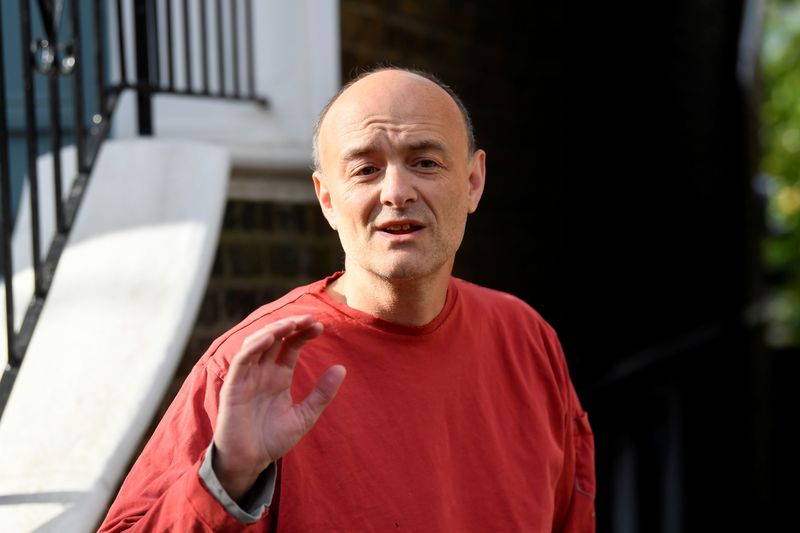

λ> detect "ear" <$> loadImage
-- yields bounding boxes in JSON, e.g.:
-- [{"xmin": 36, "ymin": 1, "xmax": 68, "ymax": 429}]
[
  {"xmin": 313, "ymin": 171, "xmax": 338, "ymax": 231},
  {"xmin": 467, "ymin": 149, "xmax": 486, "ymax": 213}
]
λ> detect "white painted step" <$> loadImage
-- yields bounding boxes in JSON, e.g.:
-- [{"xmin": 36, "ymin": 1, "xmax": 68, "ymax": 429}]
[{"xmin": 0, "ymin": 139, "xmax": 229, "ymax": 532}]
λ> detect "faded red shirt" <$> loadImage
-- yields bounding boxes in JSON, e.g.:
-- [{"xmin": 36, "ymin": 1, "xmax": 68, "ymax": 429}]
[{"xmin": 100, "ymin": 274, "xmax": 596, "ymax": 532}]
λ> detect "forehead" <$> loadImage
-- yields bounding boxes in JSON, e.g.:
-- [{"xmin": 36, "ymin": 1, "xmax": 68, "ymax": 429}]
[{"xmin": 319, "ymin": 72, "xmax": 468, "ymax": 161}]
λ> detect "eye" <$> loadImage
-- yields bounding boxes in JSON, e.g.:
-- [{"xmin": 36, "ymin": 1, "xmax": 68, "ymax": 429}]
[
  {"xmin": 355, "ymin": 165, "xmax": 379, "ymax": 177},
  {"xmin": 416, "ymin": 159, "xmax": 439, "ymax": 169}
]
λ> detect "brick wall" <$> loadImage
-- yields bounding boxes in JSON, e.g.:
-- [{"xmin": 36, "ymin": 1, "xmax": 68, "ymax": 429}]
[{"xmin": 186, "ymin": 201, "xmax": 343, "ymax": 361}]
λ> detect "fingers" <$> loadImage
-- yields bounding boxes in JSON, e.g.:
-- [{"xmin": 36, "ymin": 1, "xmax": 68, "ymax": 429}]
[
  {"xmin": 233, "ymin": 315, "xmax": 318, "ymax": 368},
  {"xmin": 298, "ymin": 364, "xmax": 347, "ymax": 420},
  {"xmin": 240, "ymin": 315, "xmax": 315, "ymax": 351},
  {"xmin": 274, "ymin": 322, "xmax": 324, "ymax": 369}
]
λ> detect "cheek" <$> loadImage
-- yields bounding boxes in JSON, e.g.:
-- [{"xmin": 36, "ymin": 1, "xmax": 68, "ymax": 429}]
[
  {"xmin": 433, "ymin": 187, "xmax": 470, "ymax": 224},
  {"xmin": 340, "ymin": 188, "xmax": 380, "ymax": 223}
]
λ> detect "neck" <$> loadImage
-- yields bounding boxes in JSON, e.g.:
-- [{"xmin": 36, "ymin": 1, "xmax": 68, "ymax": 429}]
[{"xmin": 327, "ymin": 265, "xmax": 452, "ymax": 326}]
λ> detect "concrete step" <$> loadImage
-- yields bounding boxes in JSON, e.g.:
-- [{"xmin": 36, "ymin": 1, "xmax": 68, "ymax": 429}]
[{"xmin": 0, "ymin": 139, "xmax": 229, "ymax": 532}]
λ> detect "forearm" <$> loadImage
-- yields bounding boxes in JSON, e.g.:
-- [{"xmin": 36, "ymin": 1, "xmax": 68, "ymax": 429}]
[
  {"xmin": 100, "ymin": 453, "xmax": 269, "ymax": 532},
  {"xmin": 98, "ymin": 360, "xmax": 275, "ymax": 531}
]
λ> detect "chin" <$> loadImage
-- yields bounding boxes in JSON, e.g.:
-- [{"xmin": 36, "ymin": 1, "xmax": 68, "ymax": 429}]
[
  {"xmin": 377, "ymin": 268, "xmax": 425, "ymax": 282},
  {"xmin": 372, "ymin": 259, "xmax": 445, "ymax": 282}
]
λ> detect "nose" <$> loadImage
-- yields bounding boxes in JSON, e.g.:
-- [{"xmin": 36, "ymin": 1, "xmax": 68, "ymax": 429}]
[{"xmin": 380, "ymin": 164, "xmax": 418, "ymax": 208}]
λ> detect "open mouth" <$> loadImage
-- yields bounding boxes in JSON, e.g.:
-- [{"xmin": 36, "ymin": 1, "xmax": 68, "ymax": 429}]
[{"xmin": 379, "ymin": 223, "xmax": 424, "ymax": 235}]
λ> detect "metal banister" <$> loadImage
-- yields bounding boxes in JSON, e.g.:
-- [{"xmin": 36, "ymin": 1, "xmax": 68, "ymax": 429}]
[{"xmin": 0, "ymin": 0, "xmax": 266, "ymax": 418}]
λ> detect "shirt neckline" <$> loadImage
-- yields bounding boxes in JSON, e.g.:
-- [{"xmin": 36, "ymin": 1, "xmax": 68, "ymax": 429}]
[{"xmin": 310, "ymin": 272, "xmax": 459, "ymax": 336}]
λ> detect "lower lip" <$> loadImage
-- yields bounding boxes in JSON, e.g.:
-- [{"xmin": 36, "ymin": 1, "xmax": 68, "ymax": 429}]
[{"xmin": 376, "ymin": 228, "xmax": 425, "ymax": 242}]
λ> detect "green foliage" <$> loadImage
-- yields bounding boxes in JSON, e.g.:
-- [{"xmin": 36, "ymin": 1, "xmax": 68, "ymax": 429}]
[{"xmin": 762, "ymin": 0, "xmax": 800, "ymax": 345}]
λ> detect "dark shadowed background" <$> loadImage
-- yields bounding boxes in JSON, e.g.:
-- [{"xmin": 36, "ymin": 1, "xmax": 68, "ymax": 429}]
[{"xmin": 339, "ymin": 1, "xmax": 786, "ymax": 532}]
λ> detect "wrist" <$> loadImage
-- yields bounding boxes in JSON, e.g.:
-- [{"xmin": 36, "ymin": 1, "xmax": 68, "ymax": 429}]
[{"xmin": 212, "ymin": 448, "xmax": 270, "ymax": 502}]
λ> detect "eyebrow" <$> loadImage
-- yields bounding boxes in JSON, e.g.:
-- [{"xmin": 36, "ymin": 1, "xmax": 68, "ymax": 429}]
[
  {"xmin": 406, "ymin": 139, "xmax": 447, "ymax": 153},
  {"xmin": 342, "ymin": 139, "xmax": 447, "ymax": 162},
  {"xmin": 342, "ymin": 143, "xmax": 381, "ymax": 162}
]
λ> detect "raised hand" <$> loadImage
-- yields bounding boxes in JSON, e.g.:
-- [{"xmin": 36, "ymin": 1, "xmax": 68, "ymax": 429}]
[{"xmin": 212, "ymin": 315, "xmax": 346, "ymax": 501}]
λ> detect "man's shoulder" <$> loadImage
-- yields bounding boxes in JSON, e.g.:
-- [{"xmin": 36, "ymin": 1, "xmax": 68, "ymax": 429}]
[
  {"xmin": 453, "ymin": 277, "xmax": 544, "ymax": 319},
  {"xmin": 242, "ymin": 281, "xmax": 328, "ymax": 323},
  {"xmin": 451, "ymin": 277, "xmax": 569, "ymax": 378},
  {"xmin": 451, "ymin": 276, "xmax": 558, "ymax": 338},
  {"xmin": 197, "ymin": 277, "xmax": 335, "ymax": 375}
]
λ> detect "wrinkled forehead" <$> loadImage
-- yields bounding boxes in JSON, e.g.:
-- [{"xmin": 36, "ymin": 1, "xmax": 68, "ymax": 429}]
[{"xmin": 318, "ymin": 72, "xmax": 468, "ymax": 162}]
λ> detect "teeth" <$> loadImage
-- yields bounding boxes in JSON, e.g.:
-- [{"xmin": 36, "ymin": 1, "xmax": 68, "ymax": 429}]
[{"xmin": 387, "ymin": 224, "xmax": 411, "ymax": 231}]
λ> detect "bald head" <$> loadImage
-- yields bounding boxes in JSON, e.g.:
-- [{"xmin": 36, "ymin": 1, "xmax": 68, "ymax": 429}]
[
  {"xmin": 309, "ymin": 67, "xmax": 487, "ymax": 290},
  {"xmin": 312, "ymin": 68, "xmax": 475, "ymax": 172}
]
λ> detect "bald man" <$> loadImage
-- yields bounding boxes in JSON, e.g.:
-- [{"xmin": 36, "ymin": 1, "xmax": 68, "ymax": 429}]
[{"xmin": 100, "ymin": 68, "xmax": 596, "ymax": 532}]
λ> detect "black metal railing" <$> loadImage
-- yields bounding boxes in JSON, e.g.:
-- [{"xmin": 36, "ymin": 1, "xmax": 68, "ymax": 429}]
[{"xmin": 0, "ymin": 0, "xmax": 266, "ymax": 418}]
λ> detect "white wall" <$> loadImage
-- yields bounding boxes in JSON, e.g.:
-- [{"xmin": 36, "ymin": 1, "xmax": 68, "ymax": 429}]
[{"xmin": 111, "ymin": 0, "xmax": 340, "ymax": 169}]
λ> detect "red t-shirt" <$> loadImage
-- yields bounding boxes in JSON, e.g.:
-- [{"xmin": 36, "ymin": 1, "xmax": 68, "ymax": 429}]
[{"xmin": 100, "ymin": 274, "xmax": 595, "ymax": 532}]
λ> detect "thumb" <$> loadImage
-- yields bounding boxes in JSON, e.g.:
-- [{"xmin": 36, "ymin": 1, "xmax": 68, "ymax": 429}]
[{"xmin": 299, "ymin": 364, "xmax": 346, "ymax": 422}]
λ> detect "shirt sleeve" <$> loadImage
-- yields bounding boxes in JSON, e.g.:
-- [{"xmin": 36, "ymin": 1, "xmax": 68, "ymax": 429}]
[
  {"xmin": 555, "ymin": 382, "xmax": 597, "ymax": 532},
  {"xmin": 97, "ymin": 357, "xmax": 275, "ymax": 532},
  {"xmin": 198, "ymin": 442, "xmax": 277, "ymax": 523},
  {"xmin": 541, "ymin": 324, "xmax": 596, "ymax": 533}
]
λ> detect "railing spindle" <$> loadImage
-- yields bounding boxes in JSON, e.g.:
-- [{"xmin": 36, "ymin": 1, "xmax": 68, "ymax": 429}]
[
  {"xmin": 47, "ymin": 21, "xmax": 66, "ymax": 234},
  {"xmin": 245, "ymin": 0, "xmax": 255, "ymax": 99},
  {"xmin": 70, "ymin": 0, "xmax": 87, "ymax": 175},
  {"xmin": 116, "ymin": 0, "xmax": 128, "ymax": 85},
  {"xmin": 0, "ymin": 4, "xmax": 16, "ymax": 368},
  {"xmin": 182, "ymin": 0, "xmax": 191, "ymax": 90},
  {"xmin": 165, "ymin": 0, "xmax": 174, "ymax": 91},
  {"xmin": 134, "ymin": 0, "xmax": 153, "ymax": 134},
  {"xmin": 200, "ymin": 0, "xmax": 209, "ymax": 94},
  {"xmin": 150, "ymin": 0, "xmax": 160, "ymax": 88},
  {"xmin": 215, "ymin": 0, "xmax": 224, "ymax": 95},
  {"xmin": 231, "ymin": 0, "xmax": 239, "ymax": 98},
  {"xmin": 93, "ymin": 0, "xmax": 105, "ymax": 119},
  {"xmin": 19, "ymin": 0, "xmax": 43, "ymax": 299}
]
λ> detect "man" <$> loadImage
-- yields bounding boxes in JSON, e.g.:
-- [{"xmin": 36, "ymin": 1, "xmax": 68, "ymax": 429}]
[{"xmin": 100, "ymin": 68, "xmax": 595, "ymax": 532}]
